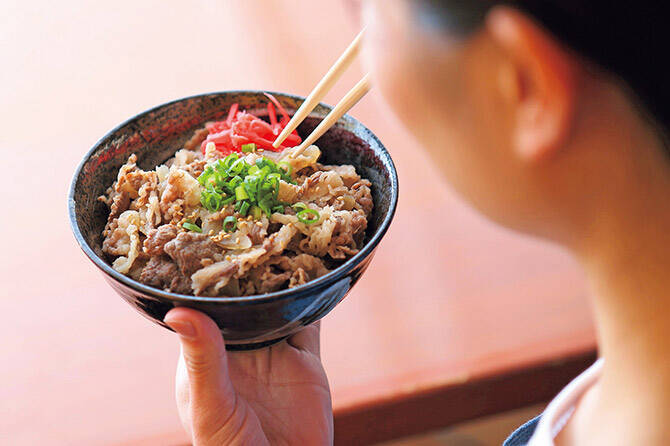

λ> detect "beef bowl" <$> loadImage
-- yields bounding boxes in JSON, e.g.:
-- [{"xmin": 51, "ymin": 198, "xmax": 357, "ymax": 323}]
[{"xmin": 68, "ymin": 91, "xmax": 398, "ymax": 350}]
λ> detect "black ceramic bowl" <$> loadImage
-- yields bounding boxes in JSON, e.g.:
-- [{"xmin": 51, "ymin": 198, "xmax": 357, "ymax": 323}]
[{"xmin": 68, "ymin": 91, "xmax": 398, "ymax": 350}]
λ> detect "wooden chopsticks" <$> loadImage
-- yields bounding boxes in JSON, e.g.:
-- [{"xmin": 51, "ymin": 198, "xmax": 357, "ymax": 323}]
[
  {"xmin": 290, "ymin": 74, "xmax": 371, "ymax": 157},
  {"xmin": 272, "ymin": 29, "xmax": 371, "ymax": 158}
]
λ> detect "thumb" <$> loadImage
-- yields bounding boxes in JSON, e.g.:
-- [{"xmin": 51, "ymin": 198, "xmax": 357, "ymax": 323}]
[{"xmin": 164, "ymin": 308, "xmax": 256, "ymax": 444}]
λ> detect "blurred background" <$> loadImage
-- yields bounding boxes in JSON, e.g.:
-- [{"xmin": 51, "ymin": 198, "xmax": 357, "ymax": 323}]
[{"xmin": 0, "ymin": 1, "xmax": 595, "ymax": 444}]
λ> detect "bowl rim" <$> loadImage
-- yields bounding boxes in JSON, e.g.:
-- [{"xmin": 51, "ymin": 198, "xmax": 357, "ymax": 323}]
[{"xmin": 68, "ymin": 90, "xmax": 398, "ymax": 305}]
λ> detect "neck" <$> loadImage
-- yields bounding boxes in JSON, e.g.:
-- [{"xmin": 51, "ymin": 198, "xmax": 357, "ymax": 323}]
[
  {"xmin": 584, "ymin": 199, "xmax": 670, "ymax": 389},
  {"xmin": 573, "ymin": 135, "xmax": 670, "ymax": 439}
]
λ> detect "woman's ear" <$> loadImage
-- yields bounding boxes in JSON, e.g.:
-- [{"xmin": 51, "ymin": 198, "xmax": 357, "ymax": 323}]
[{"xmin": 486, "ymin": 6, "xmax": 577, "ymax": 161}]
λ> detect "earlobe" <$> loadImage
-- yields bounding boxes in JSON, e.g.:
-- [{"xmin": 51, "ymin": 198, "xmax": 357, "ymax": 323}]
[{"xmin": 487, "ymin": 6, "xmax": 576, "ymax": 162}]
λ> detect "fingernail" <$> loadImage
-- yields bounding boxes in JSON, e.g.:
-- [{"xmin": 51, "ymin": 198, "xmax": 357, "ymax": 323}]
[{"xmin": 164, "ymin": 318, "xmax": 197, "ymax": 339}]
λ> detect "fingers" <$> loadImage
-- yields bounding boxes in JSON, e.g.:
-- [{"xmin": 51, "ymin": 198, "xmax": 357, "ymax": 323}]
[
  {"xmin": 164, "ymin": 308, "xmax": 237, "ymax": 438},
  {"xmin": 175, "ymin": 349, "xmax": 192, "ymax": 437},
  {"xmin": 287, "ymin": 321, "xmax": 321, "ymax": 357}
]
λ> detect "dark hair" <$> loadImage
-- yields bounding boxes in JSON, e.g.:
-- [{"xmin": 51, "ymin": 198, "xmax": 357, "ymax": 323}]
[{"xmin": 413, "ymin": 1, "xmax": 670, "ymax": 155}]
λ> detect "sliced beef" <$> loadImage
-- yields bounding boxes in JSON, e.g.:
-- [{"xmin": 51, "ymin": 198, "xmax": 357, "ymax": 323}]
[
  {"xmin": 191, "ymin": 260, "xmax": 239, "ymax": 296},
  {"xmin": 351, "ymin": 179, "xmax": 373, "ymax": 214},
  {"xmin": 108, "ymin": 190, "xmax": 130, "ymax": 222},
  {"xmin": 299, "ymin": 171, "xmax": 344, "ymax": 202},
  {"xmin": 261, "ymin": 271, "xmax": 292, "ymax": 292},
  {"xmin": 248, "ymin": 265, "xmax": 292, "ymax": 294},
  {"xmin": 261, "ymin": 224, "xmax": 297, "ymax": 258},
  {"xmin": 143, "ymin": 224, "xmax": 179, "ymax": 256},
  {"xmin": 139, "ymin": 256, "xmax": 192, "ymax": 294},
  {"xmin": 269, "ymin": 254, "xmax": 330, "ymax": 278},
  {"xmin": 164, "ymin": 232, "xmax": 222, "ymax": 276},
  {"xmin": 246, "ymin": 220, "xmax": 268, "ymax": 245},
  {"xmin": 328, "ymin": 210, "xmax": 367, "ymax": 259},
  {"xmin": 115, "ymin": 154, "xmax": 158, "ymax": 199},
  {"xmin": 289, "ymin": 268, "xmax": 309, "ymax": 288}
]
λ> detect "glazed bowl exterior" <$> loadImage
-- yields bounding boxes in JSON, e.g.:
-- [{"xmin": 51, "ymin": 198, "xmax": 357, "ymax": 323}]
[{"xmin": 69, "ymin": 91, "xmax": 398, "ymax": 349}]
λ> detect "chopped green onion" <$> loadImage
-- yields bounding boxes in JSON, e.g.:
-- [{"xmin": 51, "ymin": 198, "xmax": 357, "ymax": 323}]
[
  {"xmin": 264, "ymin": 158, "xmax": 276, "ymax": 167},
  {"xmin": 278, "ymin": 161, "xmax": 292, "ymax": 176},
  {"xmin": 198, "ymin": 154, "xmax": 296, "ymax": 219},
  {"xmin": 223, "ymin": 216, "xmax": 237, "ymax": 233},
  {"xmin": 223, "ymin": 153, "xmax": 239, "ymax": 169},
  {"xmin": 292, "ymin": 202, "xmax": 307, "ymax": 212},
  {"xmin": 235, "ymin": 185, "xmax": 249, "ymax": 200},
  {"xmin": 239, "ymin": 200, "xmax": 251, "ymax": 216},
  {"xmin": 198, "ymin": 166, "xmax": 215, "ymax": 186},
  {"xmin": 297, "ymin": 208, "xmax": 320, "ymax": 225},
  {"xmin": 259, "ymin": 199, "xmax": 272, "ymax": 217},
  {"xmin": 229, "ymin": 158, "xmax": 246, "ymax": 176},
  {"xmin": 243, "ymin": 175, "xmax": 259, "ymax": 195},
  {"xmin": 250, "ymin": 205, "xmax": 262, "ymax": 220},
  {"xmin": 241, "ymin": 143, "xmax": 256, "ymax": 153},
  {"xmin": 183, "ymin": 222, "xmax": 202, "ymax": 233},
  {"xmin": 266, "ymin": 174, "xmax": 280, "ymax": 195},
  {"xmin": 227, "ymin": 176, "xmax": 242, "ymax": 191},
  {"xmin": 201, "ymin": 189, "xmax": 222, "ymax": 212}
]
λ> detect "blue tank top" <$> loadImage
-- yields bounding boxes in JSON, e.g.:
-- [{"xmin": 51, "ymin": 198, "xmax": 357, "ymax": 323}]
[{"xmin": 503, "ymin": 415, "xmax": 541, "ymax": 446}]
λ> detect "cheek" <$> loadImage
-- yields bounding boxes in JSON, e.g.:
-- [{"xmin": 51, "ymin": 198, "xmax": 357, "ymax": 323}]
[
  {"xmin": 361, "ymin": 1, "xmax": 425, "ymax": 132},
  {"xmin": 365, "ymin": 36, "xmax": 495, "ymax": 199},
  {"xmin": 363, "ymin": 26, "xmax": 469, "ymax": 154},
  {"xmin": 362, "ymin": 7, "xmax": 533, "ymax": 229},
  {"xmin": 366, "ymin": 48, "xmax": 424, "ymax": 132}
]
